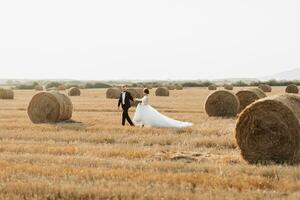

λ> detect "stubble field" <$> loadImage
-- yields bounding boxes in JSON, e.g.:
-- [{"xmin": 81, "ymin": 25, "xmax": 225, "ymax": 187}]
[{"xmin": 0, "ymin": 87, "xmax": 299, "ymax": 200}]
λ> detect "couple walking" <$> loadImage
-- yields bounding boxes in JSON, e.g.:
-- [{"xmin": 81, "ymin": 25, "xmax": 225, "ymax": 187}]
[{"xmin": 117, "ymin": 85, "xmax": 192, "ymax": 128}]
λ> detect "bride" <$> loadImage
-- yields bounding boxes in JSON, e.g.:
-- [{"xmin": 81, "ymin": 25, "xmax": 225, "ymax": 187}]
[{"xmin": 132, "ymin": 88, "xmax": 193, "ymax": 128}]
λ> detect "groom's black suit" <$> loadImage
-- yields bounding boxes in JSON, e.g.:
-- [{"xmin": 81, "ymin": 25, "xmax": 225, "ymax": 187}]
[{"xmin": 118, "ymin": 91, "xmax": 134, "ymax": 126}]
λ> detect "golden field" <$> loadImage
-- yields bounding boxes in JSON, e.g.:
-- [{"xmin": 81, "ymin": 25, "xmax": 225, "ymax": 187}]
[{"xmin": 0, "ymin": 87, "xmax": 299, "ymax": 200}]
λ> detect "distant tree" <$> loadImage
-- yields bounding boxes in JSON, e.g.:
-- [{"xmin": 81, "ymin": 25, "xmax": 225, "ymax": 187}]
[
  {"xmin": 16, "ymin": 83, "xmax": 36, "ymax": 90},
  {"xmin": 46, "ymin": 82, "xmax": 61, "ymax": 89},
  {"xmin": 233, "ymin": 81, "xmax": 248, "ymax": 87},
  {"xmin": 201, "ymin": 81, "xmax": 213, "ymax": 87},
  {"xmin": 182, "ymin": 82, "xmax": 201, "ymax": 87},
  {"xmin": 5, "ymin": 80, "xmax": 14, "ymax": 85},
  {"xmin": 32, "ymin": 81, "xmax": 39, "ymax": 86},
  {"xmin": 66, "ymin": 84, "xmax": 79, "ymax": 89},
  {"xmin": 131, "ymin": 83, "xmax": 139, "ymax": 87},
  {"xmin": 84, "ymin": 82, "xmax": 111, "ymax": 88},
  {"xmin": 85, "ymin": 83, "xmax": 94, "ymax": 88},
  {"xmin": 265, "ymin": 79, "xmax": 278, "ymax": 86},
  {"xmin": 182, "ymin": 81, "xmax": 212, "ymax": 87}
]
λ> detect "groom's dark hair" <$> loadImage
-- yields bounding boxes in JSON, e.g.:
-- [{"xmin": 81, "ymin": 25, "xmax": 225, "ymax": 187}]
[{"xmin": 144, "ymin": 88, "xmax": 149, "ymax": 94}]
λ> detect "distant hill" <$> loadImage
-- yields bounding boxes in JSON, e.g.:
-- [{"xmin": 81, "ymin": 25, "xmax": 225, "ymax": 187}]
[
  {"xmin": 260, "ymin": 68, "xmax": 300, "ymax": 81},
  {"xmin": 213, "ymin": 78, "xmax": 258, "ymax": 83}
]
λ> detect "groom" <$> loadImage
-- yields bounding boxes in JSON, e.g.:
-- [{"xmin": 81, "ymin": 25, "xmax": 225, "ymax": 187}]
[{"xmin": 118, "ymin": 85, "xmax": 135, "ymax": 126}]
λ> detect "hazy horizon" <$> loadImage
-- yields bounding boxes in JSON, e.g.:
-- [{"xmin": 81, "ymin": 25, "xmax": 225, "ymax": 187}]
[{"xmin": 1, "ymin": 0, "xmax": 300, "ymax": 80}]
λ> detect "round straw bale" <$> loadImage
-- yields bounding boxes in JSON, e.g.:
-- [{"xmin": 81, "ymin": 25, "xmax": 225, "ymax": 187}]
[
  {"xmin": 155, "ymin": 87, "xmax": 170, "ymax": 96},
  {"xmin": 258, "ymin": 84, "xmax": 272, "ymax": 93},
  {"xmin": 167, "ymin": 85, "xmax": 176, "ymax": 90},
  {"xmin": 205, "ymin": 90, "xmax": 240, "ymax": 117},
  {"xmin": 136, "ymin": 88, "xmax": 144, "ymax": 97},
  {"xmin": 224, "ymin": 84, "xmax": 234, "ymax": 90},
  {"xmin": 35, "ymin": 85, "xmax": 43, "ymax": 91},
  {"xmin": 58, "ymin": 85, "xmax": 66, "ymax": 91},
  {"xmin": 175, "ymin": 85, "xmax": 183, "ymax": 90},
  {"xmin": 27, "ymin": 91, "xmax": 73, "ymax": 123},
  {"xmin": 68, "ymin": 87, "xmax": 81, "ymax": 96},
  {"xmin": 127, "ymin": 88, "xmax": 143, "ymax": 98},
  {"xmin": 286, "ymin": 84, "xmax": 299, "ymax": 94},
  {"xmin": 208, "ymin": 85, "xmax": 217, "ymax": 90},
  {"xmin": 106, "ymin": 88, "xmax": 121, "ymax": 99},
  {"xmin": 0, "ymin": 89, "xmax": 14, "ymax": 99},
  {"xmin": 46, "ymin": 87, "xmax": 58, "ymax": 91},
  {"xmin": 236, "ymin": 94, "xmax": 300, "ymax": 164},
  {"xmin": 236, "ymin": 88, "xmax": 267, "ymax": 112},
  {"xmin": 127, "ymin": 88, "xmax": 145, "ymax": 107}
]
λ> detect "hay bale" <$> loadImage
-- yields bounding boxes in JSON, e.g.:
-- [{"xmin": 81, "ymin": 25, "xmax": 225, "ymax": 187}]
[
  {"xmin": 235, "ymin": 94, "xmax": 300, "ymax": 164},
  {"xmin": 0, "ymin": 89, "xmax": 14, "ymax": 99},
  {"xmin": 175, "ymin": 85, "xmax": 183, "ymax": 90},
  {"xmin": 205, "ymin": 90, "xmax": 240, "ymax": 117},
  {"xmin": 68, "ymin": 87, "xmax": 81, "ymax": 96},
  {"xmin": 106, "ymin": 88, "xmax": 121, "ymax": 99},
  {"xmin": 236, "ymin": 88, "xmax": 267, "ymax": 112},
  {"xmin": 46, "ymin": 87, "xmax": 58, "ymax": 91},
  {"xmin": 35, "ymin": 85, "xmax": 43, "ymax": 91},
  {"xmin": 224, "ymin": 84, "xmax": 233, "ymax": 90},
  {"xmin": 130, "ymin": 88, "xmax": 144, "ymax": 98},
  {"xmin": 127, "ymin": 88, "xmax": 143, "ymax": 99},
  {"xmin": 258, "ymin": 84, "xmax": 272, "ymax": 93},
  {"xmin": 27, "ymin": 91, "xmax": 73, "ymax": 123},
  {"xmin": 286, "ymin": 84, "xmax": 299, "ymax": 94},
  {"xmin": 155, "ymin": 87, "xmax": 170, "ymax": 96},
  {"xmin": 208, "ymin": 85, "xmax": 217, "ymax": 90},
  {"xmin": 167, "ymin": 85, "xmax": 176, "ymax": 90},
  {"xmin": 126, "ymin": 88, "xmax": 144, "ymax": 107},
  {"xmin": 58, "ymin": 85, "xmax": 66, "ymax": 91}
]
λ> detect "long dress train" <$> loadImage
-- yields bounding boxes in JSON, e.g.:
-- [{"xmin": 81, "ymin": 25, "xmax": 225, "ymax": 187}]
[{"xmin": 133, "ymin": 95, "xmax": 193, "ymax": 128}]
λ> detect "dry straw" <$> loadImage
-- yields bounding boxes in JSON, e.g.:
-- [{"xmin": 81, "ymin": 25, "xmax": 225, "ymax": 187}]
[
  {"xmin": 258, "ymin": 84, "xmax": 272, "ymax": 93},
  {"xmin": 205, "ymin": 90, "xmax": 240, "ymax": 117},
  {"xmin": 0, "ymin": 89, "xmax": 14, "ymax": 99},
  {"xmin": 236, "ymin": 88, "xmax": 266, "ymax": 113},
  {"xmin": 68, "ymin": 87, "xmax": 81, "ymax": 96},
  {"xmin": 106, "ymin": 88, "xmax": 121, "ymax": 99},
  {"xmin": 236, "ymin": 94, "xmax": 300, "ymax": 164},
  {"xmin": 285, "ymin": 84, "xmax": 299, "ymax": 94},
  {"xmin": 27, "ymin": 91, "xmax": 73, "ymax": 123},
  {"xmin": 155, "ymin": 87, "xmax": 170, "ymax": 96}
]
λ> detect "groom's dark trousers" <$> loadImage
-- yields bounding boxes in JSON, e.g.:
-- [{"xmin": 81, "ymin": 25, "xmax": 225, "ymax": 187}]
[{"xmin": 118, "ymin": 92, "xmax": 134, "ymax": 126}]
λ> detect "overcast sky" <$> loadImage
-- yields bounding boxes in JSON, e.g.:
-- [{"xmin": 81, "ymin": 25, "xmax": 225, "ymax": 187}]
[{"xmin": 0, "ymin": 0, "xmax": 299, "ymax": 80}]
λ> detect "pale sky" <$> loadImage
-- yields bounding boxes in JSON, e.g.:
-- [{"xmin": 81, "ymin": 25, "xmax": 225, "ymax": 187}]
[{"xmin": 0, "ymin": 0, "xmax": 300, "ymax": 80}]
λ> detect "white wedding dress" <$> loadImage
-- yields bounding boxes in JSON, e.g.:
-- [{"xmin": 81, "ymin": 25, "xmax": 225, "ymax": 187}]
[{"xmin": 133, "ymin": 95, "xmax": 193, "ymax": 128}]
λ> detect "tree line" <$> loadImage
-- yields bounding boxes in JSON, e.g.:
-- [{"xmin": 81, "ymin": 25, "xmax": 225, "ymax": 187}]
[{"xmin": 9, "ymin": 79, "xmax": 300, "ymax": 90}]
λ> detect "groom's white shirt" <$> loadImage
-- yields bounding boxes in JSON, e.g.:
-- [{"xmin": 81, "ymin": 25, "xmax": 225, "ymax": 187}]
[{"xmin": 122, "ymin": 92, "xmax": 126, "ymax": 105}]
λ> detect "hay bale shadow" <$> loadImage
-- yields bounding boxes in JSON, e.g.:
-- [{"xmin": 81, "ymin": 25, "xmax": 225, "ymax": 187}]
[{"xmin": 54, "ymin": 119, "xmax": 87, "ymax": 131}]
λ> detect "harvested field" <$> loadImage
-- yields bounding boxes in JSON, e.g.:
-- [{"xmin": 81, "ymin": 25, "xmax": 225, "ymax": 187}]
[{"xmin": 0, "ymin": 87, "xmax": 299, "ymax": 199}]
